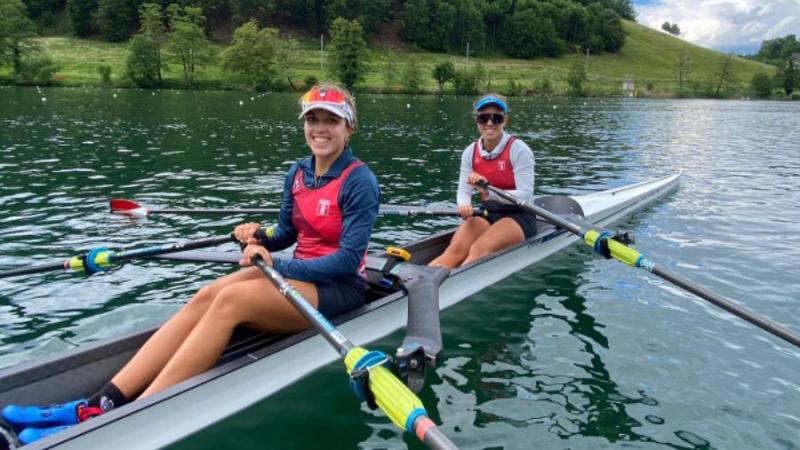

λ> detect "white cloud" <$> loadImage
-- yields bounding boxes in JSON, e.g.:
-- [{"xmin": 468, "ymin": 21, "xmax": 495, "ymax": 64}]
[{"xmin": 636, "ymin": 0, "xmax": 800, "ymax": 53}]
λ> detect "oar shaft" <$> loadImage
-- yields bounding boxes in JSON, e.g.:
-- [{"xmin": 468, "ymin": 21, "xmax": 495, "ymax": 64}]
[
  {"xmin": 253, "ymin": 259, "xmax": 353, "ymax": 355},
  {"xmin": 479, "ymin": 181, "xmax": 800, "ymax": 349},
  {"xmin": 0, "ymin": 235, "xmax": 236, "ymax": 280},
  {"xmin": 0, "ymin": 261, "xmax": 70, "ymax": 279},
  {"xmin": 148, "ymin": 208, "xmax": 280, "ymax": 214},
  {"xmin": 651, "ymin": 265, "xmax": 800, "ymax": 347},
  {"xmin": 252, "ymin": 258, "xmax": 457, "ymax": 450},
  {"xmin": 111, "ymin": 235, "xmax": 235, "ymax": 263}
]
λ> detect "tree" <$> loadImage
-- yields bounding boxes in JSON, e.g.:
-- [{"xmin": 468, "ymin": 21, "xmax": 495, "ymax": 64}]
[
  {"xmin": 504, "ymin": 8, "xmax": 565, "ymax": 59},
  {"xmin": 452, "ymin": 67, "xmax": 479, "ymax": 95},
  {"xmin": 328, "ymin": 17, "xmax": 368, "ymax": 90},
  {"xmin": 567, "ymin": 60, "xmax": 587, "ymax": 96},
  {"xmin": 432, "ymin": 60, "xmax": 455, "ymax": 92},
  {"xmin": 221, "ymin": 20, "xmax": 281, "ymax": 90},
  {"xmin": 450, "ymin": 0, "xmax": 485, "ymax": 54},
  {"xmin": 480, "ymin": 0, "xmax": 512, "ymax": 51},
  {"xmin": 402, "ymin": 58, "xmax": 422, "ymax": 93},
  {"xmin": 126, "ymin": 34, "xmax": 160, "ymax": 87},
  {"xmin": 713, "ymin": 53, "xmax": 737, "ymax": 97},
  {"xmin": 423, "ymin": 0, "xmax": 455, "ymax": 52},
  {"xmin": 661, "ymin": 21, "xmax": 680, "ymax": 36},
  {"xmin": 277, "ymin": 38, "xmax": 301, "ymax": 90},
  {"xmin": 67, "ymin": 0, "xmax": 96, "ymax": 37},
  {"xmin": 754, "ymin": 34, "xmax": 800, "ymax": 66},
  {"xmin": 750, "ymin": 72, "xmax": 772, "ymax": 98},
  {"xmin": 585, "ymin": 5, "xmax": 625, "ymax": 53},
  {"xmin": 97, "ymin": 0, "xmax": 134, "ymax": 42},
  {"xmin": 167, "ymin": 5, "xmax": 215, "ymax": 88},
  {"xmin": 0, "ymin": 0, "xmax": 37, "ymax": 74},
  {"xmin": 783, "ymin": 58, "xmax": 797, "ymax": 96},
  {"xmin": 676, "ymin": 48, "xmax": 691, "ymax": 96},
  {"xmin": 139, "ymin": 3, "xmax": 165, "ymax": 84}
]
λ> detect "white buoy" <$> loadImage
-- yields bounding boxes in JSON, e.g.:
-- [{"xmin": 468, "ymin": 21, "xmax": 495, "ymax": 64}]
[
  {"xmin": 553, "ymin": 105, "xmax": 557, "ymax": 109},
  {"xmin": 239, "ymin": 100, "xmax": 244, "ymax": 105},
  {"xmin": 406, "ymin": 103, "xmax": 411, "ymax": 108},
  {"xmin": 41, "ymin": 97, "xmax": 47, "ymax": 102},
  {"xmin": 113, "ymin": 93, "xmax": 117, "ymax": 98}
]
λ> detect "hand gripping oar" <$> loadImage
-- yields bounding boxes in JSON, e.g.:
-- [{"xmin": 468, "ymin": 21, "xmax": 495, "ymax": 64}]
[
  {"xmin": 251, "ymin": 257, "xmax": 458, "ymax": 450},
  {"xmin": 0, "ymin": 234, "xmax": 235, "ymax": 280},
  {"xmin": 110, "ymin": 198, "xmax": 485, "ymax": 218},
  {"xmin": 476, "ymin": 180, "xmax": 800, "ymax": 349}
]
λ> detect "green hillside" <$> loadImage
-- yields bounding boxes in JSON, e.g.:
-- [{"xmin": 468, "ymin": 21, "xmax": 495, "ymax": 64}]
[{"xmin": 5, "ymin": 20, "xmax": 777, "ymax": 97}]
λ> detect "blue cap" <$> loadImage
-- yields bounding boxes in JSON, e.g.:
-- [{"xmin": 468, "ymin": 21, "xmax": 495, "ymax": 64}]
[{"xmin": 474, "ymin": 96, "xmax": 508, "ymax": 113}]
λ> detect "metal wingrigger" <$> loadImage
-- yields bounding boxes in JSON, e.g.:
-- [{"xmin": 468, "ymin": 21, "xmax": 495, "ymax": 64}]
[{"xmin": 0, "ymin": 172, "xmax": 682, "ymax": 449}]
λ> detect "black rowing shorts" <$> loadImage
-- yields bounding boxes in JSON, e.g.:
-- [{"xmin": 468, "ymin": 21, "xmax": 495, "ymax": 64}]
[
  {"xmin": 316, "ymin": 279, "xmax": 366, "ymax": 318},
  {"xmin": 485, "ymin": 209, "xmax": 538, "ymax": 239}
]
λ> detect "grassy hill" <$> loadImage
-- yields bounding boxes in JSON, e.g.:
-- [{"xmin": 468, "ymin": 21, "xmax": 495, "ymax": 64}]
[{"xmin": 3, "ymin": 20, "xmax": 777, "ymax": 97}]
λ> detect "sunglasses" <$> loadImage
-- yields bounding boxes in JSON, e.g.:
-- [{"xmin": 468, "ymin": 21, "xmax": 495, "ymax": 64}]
[
  {"xmin": 301, "ymin": 87, "xmax": 348, "ymax": 106},
  {"xmin": 476, "ymin": 113, "xmax": 505, "ymax": 125}
]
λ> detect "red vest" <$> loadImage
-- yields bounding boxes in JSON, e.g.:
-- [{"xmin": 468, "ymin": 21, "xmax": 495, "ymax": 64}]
[
  {"xmin": 472, "ymin": 136, "xmax": 516, "ymax": 189},
  {"xmin": 291, "ymin": 161, "xmax": 367, "ymax": 278}
]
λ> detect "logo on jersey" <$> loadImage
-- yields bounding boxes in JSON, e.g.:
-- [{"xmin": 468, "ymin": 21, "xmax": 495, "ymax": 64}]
[
  {"xmin": 498, "ymin": 161, "xmax": 507, "ymax": 171},
  {"xmin": 317, "ymin": 199, "xmax": 331, "ymax": 216}
]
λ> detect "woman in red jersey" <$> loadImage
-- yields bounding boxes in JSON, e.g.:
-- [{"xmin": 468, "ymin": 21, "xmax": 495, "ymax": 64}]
[{"xmin": 429, "ymin": 94, "xmax": 536, "ymax": 269}]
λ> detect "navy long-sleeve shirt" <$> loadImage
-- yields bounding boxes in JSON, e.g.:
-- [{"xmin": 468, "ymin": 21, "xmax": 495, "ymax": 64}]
[{"xmin": 261, "ymin": 148, "xmax": 380, "ymax": 286}]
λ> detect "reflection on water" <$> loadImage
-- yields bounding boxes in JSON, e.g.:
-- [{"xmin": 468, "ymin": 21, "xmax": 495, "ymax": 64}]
[{"xmin": 1, "ymin": 87, "xmax": 799, "ymax": 448}]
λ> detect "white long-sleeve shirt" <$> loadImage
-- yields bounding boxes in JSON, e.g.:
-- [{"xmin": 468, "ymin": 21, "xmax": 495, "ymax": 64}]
[{"xmin": 457, "ymin": 132, "xmax": 535, "ymax": 207}]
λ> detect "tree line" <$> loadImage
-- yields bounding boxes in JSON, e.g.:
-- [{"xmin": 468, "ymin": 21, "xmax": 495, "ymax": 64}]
[
  {"xmin": 746, "ymin": 34, "xmax": 799, "ymax": 98},
  {"xmin": 14, "ymin": 0, "xmax": 633, "ymax": 59}
]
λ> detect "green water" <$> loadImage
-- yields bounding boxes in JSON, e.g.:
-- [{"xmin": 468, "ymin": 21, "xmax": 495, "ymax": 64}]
[{"xmin": 1, "ymin": 86, "xmax": 799, "ymax": 449}]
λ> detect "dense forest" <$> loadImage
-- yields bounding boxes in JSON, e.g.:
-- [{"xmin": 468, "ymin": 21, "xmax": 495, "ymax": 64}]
[{"xmin": 17, "ymin": 0, "xmax": 635, "ymax": 59}]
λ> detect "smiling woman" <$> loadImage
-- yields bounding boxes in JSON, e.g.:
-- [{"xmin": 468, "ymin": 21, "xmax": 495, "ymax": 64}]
[
  {"xmin": 429, "ymin": 93, "xmax": 537, "ymax": 269},
  {"xmin": 0, "ymin": 83, "xmax": 382, "ymax": 446}
]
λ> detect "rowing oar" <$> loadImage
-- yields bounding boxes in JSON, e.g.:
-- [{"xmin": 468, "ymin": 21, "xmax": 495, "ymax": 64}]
[
  {"xmin": 110, "ymin": 198, "xmax": 485, "ymax": 218},
  {"xmin": 0, "ymin": 234, "xmax": 235, "ymax": 280},
  {"xmin": 252, "ymin": 257, "xmax": 457, "ymax": 450},
  {"xmin": 476, "ymin": 180, "xmax": 800, "ymax": 348}
]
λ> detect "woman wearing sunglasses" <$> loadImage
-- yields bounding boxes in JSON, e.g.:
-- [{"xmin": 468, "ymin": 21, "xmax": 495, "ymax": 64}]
[
  {"xmin": 429, "ymin": 93, "xmax": 536, "ymax": 269},
  {"xmin": 2, "ymin": 84, "xmax": 380, "ymax": 444}
]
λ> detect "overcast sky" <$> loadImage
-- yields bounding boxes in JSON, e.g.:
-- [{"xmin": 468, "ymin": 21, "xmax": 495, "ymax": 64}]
[{"xmin": 633, "ymin": 0, "xmax": 800, "ymax": 54}]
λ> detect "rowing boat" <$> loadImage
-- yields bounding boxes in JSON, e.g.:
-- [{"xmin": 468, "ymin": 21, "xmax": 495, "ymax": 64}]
[{"xmin": 0, "ymin": 171, "xmax": 681, "ymax": 449}]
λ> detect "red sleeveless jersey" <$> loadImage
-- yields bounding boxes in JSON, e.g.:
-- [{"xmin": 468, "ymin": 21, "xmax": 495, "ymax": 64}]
[
  {"xmin": 472, "ymin": 136, "xmax": 517, "ymax": 189},
  {"xmin": 291, "ymin": 161, "xmax": 367, "ymax": 278}
]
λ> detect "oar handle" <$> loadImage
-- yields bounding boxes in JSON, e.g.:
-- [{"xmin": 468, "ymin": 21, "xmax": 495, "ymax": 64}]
[{"xmin": 478, "ymin": 179, "xmax": 800, "ymax": 350}]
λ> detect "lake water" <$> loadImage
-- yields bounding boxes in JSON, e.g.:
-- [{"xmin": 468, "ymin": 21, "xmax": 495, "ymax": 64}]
[{"xmin": 1, "ymin": 86, "xmax": 799, "ymax": 449}]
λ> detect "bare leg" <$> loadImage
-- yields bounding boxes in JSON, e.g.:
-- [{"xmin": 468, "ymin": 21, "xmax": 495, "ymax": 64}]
[
  {"xmin": 138, "ymin": 274, "xmax": 319, "ymax": 398},
  {"xmin": 110, "ymin": 268, "xmax": 263, "ymax": 398},
  {"xmin": 428, "ymin": 217, "xmax": 490, "ymax": 268},
  {"xmin": 462, "ymin": 218, "xmax": 525, "ymax": 265}
]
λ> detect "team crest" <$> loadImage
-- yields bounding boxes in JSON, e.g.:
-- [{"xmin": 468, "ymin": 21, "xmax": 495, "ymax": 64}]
[
  {"xmin": 317, "ymin": 199, "xmax": 331, "ymax": 216},
  {"xmin": 498, "ymin": 161, "xmax": 507, "ymax": 170}
]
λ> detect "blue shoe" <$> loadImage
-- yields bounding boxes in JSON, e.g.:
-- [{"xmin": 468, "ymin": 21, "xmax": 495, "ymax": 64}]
[
  {"xmin": 18, "ymin": 425, "xmax": 74, "ymax": 445},
  {"xmin": 1, "ymin": 399, "xmax": 86, "ymax": 428}
]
